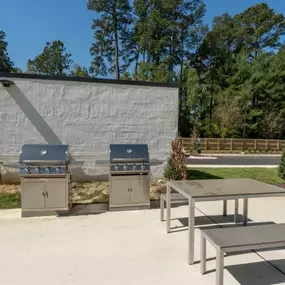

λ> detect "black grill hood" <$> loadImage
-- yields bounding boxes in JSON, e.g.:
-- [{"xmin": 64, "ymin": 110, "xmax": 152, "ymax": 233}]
[
  {"xmin": 20, "ymin": 144, "xmax": 69, "ymax": 165},
  {"xmin": 109, "ymin": 144, "xmax": 149, "ymax": 163}
]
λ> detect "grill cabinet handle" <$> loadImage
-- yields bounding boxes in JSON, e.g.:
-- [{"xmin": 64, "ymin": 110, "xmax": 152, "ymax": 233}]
[
  {"xmin": 42, "ymin": 191, "xmax": 45, "ymax": 198},
  {"xmin": 45, "ymin": 191, "xmax": 48, "ymax": 198}
]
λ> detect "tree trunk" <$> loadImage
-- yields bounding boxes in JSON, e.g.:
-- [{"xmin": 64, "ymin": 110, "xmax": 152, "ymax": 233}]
[
  {"xmin": 134, "ymin": 52, "xmax": 139, "ymax": 79},
  {"xmin": 143, "ymin": 50, "xmax": 146, "ymax": 62},
  {"xmin": 169, "ymin": 34, "xmax": 174, "ymax": 75},
  {"xmin": 180, "ymin": 36, "xmax": 184, "ymax": 85},
  {"xmin": 114, "ymin": 29, "xmax": 120, "ymax": 79},
  {"xmin": 209, "ymin": 74, "xmax": 214, "ymax": 121},
  {"xmin": 113, "ymin": 1, "xmax": 120, "ymax": 80}
]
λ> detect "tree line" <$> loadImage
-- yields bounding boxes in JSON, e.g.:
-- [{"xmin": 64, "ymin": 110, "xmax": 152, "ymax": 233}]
[{"xmin": 1, "ymin": 1, "xmax": 285, "ymax": 139}]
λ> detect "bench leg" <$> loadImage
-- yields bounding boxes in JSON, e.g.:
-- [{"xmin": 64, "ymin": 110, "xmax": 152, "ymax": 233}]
[
  {"xmin": 200, "ymin": 234, "xmax": 206, "ymax": 274},
  {"xmin": 188, "ymin": 198, "xmax": 195, "ymax": 265},
  {"xmin": 216, "ymin": 248, "xmax": 224, "ymax": 285},
  {"xmin": 243, "ymin": 198, "xmax": 248, "ymax": 226},
  {"xmin": 166, "ymin": 185, "xmax": 171, "ymax": 233},
  {"xmin": 223, "ymin": 200, "xmax": 227, "ymax": 216},
  {"xmin": 160, "ymin": 195, "xmax": 164, "ymax": 222},
  {"xmin": 234, "ymin": 199, "xmax": 239, "ymax": 223}
]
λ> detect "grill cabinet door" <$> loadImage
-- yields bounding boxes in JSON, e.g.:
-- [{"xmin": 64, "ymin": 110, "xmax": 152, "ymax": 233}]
[
  {"xmin": 110, "ymin": 176, "xmax": 130, "ymax": 205},
  {"xmin": 45, "ymin": 178, "xmax": 67, "ymax": 209},
  {"xmin": 22, "ymin": 179, "xmax": 46, "ymax": 209},
  {"xmin": 130, "ymin": 175, "xmax": 149, "ymax": 204}
]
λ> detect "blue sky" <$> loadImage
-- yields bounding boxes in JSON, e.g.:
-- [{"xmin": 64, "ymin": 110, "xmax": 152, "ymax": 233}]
[{"xmin": 1, "ymin": 0, "xmax": 285, "ymax": 71}]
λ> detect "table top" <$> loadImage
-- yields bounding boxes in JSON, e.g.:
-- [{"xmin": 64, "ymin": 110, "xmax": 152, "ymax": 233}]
[
  {"xmin": 168, "ymin": 179, "xmax": 285, "ymax": 199},
  {"xmin": 202, "ymin": 224, "xmax": 285, "ymax": 249}
]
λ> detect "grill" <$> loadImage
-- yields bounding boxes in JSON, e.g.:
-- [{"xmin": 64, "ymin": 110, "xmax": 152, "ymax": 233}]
[
  {"xmin": 19, "ymin": 144, "xmax": 72, "ymax": 217},
  {"xmin": 109, "ymin": 144, "xmax": 150, "ymax": 211}
]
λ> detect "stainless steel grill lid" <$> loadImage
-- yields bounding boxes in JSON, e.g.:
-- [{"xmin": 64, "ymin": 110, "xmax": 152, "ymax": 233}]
[
  {"xmin": 20, "ymin": 144, "xmax": 69, "ymax": 165},
  {"xmin": 109, "ymin": 144, "xmax": 149, "ymax": 163}
]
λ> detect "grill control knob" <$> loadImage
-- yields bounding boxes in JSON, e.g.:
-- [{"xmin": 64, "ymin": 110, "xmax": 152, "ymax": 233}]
[
  {"xmin": 141, "ymin": 164, "xmax": 145, "ymax": 170},
  {"xmin": 35, "ymin": 167, "xmax": 39, "ymax": 173},
  {"xmin": 24, "ymin": 167, "xmax": 29, "ymax": 173},
  {"xmin": 115, "ymin": 165, "xmax": 119, "ymax": 171},
  {"xmin": 46, "ymin": 167, "xmax": 50, "ymax": 173},
  {"xmin": 124, "ymin": 165, "xmax": 128, "ymax": 171},
  {"xmin": 56, "ymin": 167, "xmax": 60, "ymax": 173},
  {"xmin": 133, "ymin": 164, "xmax": 136, "ymax": 170}
]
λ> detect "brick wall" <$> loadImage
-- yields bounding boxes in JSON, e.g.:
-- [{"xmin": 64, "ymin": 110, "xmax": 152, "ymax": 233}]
[{"xmin": 0, "ymin": 76, "xmax": 178, "ymax": 182}]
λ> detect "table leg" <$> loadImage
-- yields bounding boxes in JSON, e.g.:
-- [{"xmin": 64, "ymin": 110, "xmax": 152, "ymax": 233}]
[
  {"xmin": 160, "ymin": 195, "xmax": 164, "ymax": 222},
  {"xmin": 188, "ymin": 198, "xmax": 195, "ymax": 265},
  {"xmin": 243, "ymin": 198, "xmax": 248, "ymax": 226},
  {"xmin": 200, "ymin": 234, "xmax": 206, "ymax": 274},
  {"xmin": 234, "ymin": 199, "xmax": 239, "ymax": 223},
  {"xmin": 223, "ymin": 200, "xmax": 227, "ymax": 216},
  {"xmin": 216, "ymin": 248, "xmax": 224, "ymax": 285},
  {"xmin": 166, "ymin": 184, "xmax": 171, "ymax": 233}
]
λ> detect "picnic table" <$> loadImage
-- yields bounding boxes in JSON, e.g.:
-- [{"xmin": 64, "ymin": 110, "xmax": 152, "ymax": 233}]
[{"xmin": 165, "ymin": 178, "xmax": 285, "ymax": 265}]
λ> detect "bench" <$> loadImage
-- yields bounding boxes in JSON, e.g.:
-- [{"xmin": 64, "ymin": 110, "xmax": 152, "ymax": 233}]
[
  {"xmin": 200, "ymin": 224, "xmax": 285, "ymax": 285},
  {"xmin": 160, "ymin": 192, "xmax": 238, "ymax": 223},
  {"xmin": 160, "ymin": 193, "xmax": 187, "ymax": 221}
]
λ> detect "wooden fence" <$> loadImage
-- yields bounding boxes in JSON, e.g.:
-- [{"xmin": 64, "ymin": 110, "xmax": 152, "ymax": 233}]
[{"xmin": 182, "ymin": 138, "xmax": 285, "ymax": 153}]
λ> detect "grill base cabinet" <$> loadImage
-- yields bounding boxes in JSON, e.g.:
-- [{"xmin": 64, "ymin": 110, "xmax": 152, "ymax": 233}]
[
  {"xmin": 21, "ymin": 177, "xmax": 72, "ymax": 217},
  {"xmin": 109, "ymin": 144, "xmax": 151, "ymax": 211},
  {"xmin": 19, "ymin": 144, "xmax": 72, "ymax": 217},
  {"xmin": 109, "ymin": 175, "xmax": 150, "ymax": 211}
]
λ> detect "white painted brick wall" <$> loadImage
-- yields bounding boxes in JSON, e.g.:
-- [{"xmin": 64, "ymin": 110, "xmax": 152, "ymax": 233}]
[{"xmin": 0, "ymin": 77, "xmax": 178, "ymax": 182}]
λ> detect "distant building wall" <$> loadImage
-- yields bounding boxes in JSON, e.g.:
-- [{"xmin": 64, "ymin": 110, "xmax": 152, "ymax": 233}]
[{"xmin": 0, "ymin": 73, "xmax": 179, "ymax": 182}]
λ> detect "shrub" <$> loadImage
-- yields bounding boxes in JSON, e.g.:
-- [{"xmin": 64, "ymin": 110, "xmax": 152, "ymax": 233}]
[
  {"xmin": 278, "ymin": 148, "xmax": 285, "ymax": 180},
  {"xmin": 164, "ymin": 137, "xmax": 188, "ymax": 180}
]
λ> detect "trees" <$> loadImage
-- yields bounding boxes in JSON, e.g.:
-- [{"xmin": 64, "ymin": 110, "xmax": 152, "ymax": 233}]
[
  {"xmin": 131, "ymin": 0, "xmax": 205, "ymax": 83},
  {"xmin": 5, "ymin": 0, "xmax": 284, "ymax": 140},
  {"xmin": 0, "ymin": 30, "xmax": 14, "ymax": 72},
  {"xmin": 27, "ymin": 40, "xmax": 73, "ymax": 75},
  {"xmin": 69, "ymin": 64, "xmax": 89, "ymax": 77},
  {"xmin": 87, "ymin": 0, "xmax": 132, "ymax": 79},
  {"xmin": 183, "ymin": 2, "xmax": 285, "ymax": 139},
  {"xmin": 235, "ymin": 3, "xmax": 285, "ymax": 59}
]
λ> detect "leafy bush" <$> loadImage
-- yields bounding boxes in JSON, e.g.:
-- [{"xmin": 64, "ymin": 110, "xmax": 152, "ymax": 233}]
[
  {"xmin": 278, "ymin": 148, "xmax": 285, "ymax": 180},
  {"xmin": 164, "ymin": 157, "xmax": 182, "ymax": 180},
  {"xmin": 164, "ymin": 137, "xmax": 188, "ymax": 180}
]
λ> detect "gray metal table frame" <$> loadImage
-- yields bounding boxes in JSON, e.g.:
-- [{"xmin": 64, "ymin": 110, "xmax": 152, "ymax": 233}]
[
  {"xmin": 200, "ymin": 224, "xmax": 285, "ymax": 285},
  {"xmin": 166, "ymin": 179, "xmax": 285, "ymax": 265}
]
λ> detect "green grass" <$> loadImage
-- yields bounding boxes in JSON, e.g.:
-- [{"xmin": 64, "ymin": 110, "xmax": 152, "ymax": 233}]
[
  {"xmin": 0, "ymin": 192, "xmax": 21, "ymax": 209},
  {"xmin": 189, "ymin": 168, "xmax": 283, "ymax": 185},
  {"xmin": 0, "ymin": 168, "xmax": 283, "ymax": 209}
]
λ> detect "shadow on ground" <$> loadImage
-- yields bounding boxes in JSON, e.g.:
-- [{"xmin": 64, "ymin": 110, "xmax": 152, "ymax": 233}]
[
  {"xmin": 177, "ymin": 214, "xmax": 251, "ymax": 227},
  {"xmin": 188, "ymin": 169, "xmax": 223, "ymax": 180},
  {"xmin": 225, "ymin": 259, "xmax": 285, "ymax": 285},
  {"xmin": 170, "ymin": 215, "xmax": 275, "ymax": 234}
]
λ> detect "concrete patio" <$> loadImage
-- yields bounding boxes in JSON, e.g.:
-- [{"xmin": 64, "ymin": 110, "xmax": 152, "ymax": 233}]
[{"xmin": 1, "ymin": 197, "xmax": 285, "ymax": 285}]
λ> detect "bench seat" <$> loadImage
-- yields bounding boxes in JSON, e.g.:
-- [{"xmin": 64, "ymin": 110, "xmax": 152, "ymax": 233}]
[
  {"xmin": 160, "ymin": 193, "xmax": 187, "ymax": 221},
  {"xmin": 200, "ymin": 224, "xmax": 285, "ymax": 285}
]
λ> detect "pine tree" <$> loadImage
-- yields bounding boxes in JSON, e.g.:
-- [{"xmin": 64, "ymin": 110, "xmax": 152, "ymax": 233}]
[
  {"xmin": 0, "ymin": 30, "xmax": 14, "ymax": 72},
  {"xmin": 88, "ymin": 0, "xmax": 133, "ymax": 79},
  {"xmin": 27, "ymin": 41, "xmax": 72, "ymax": 75}
]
